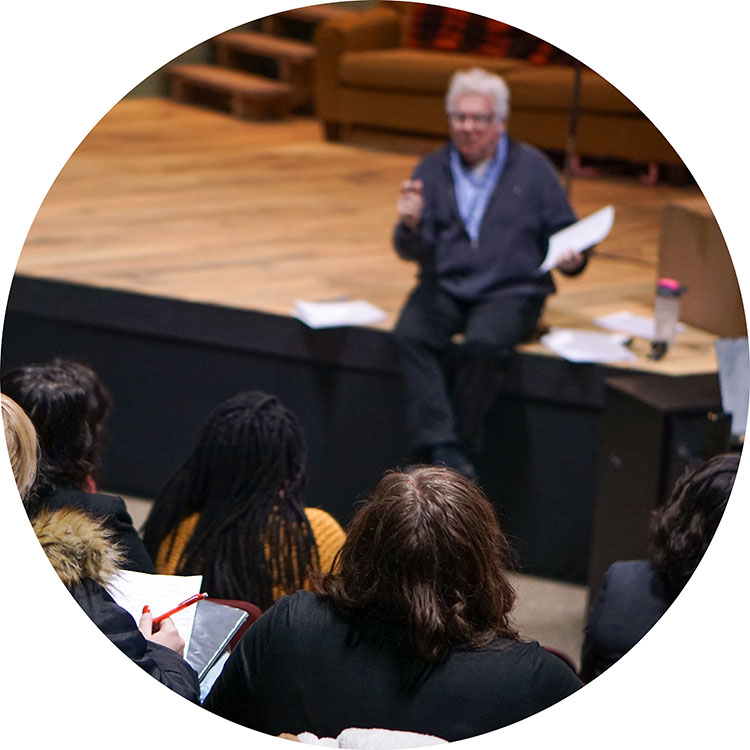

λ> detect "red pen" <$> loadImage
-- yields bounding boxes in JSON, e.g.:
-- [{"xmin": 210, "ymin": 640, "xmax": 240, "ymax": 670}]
[{"xmin": 152, "ymin": 592, "xmax": 208, "ymax": 626}]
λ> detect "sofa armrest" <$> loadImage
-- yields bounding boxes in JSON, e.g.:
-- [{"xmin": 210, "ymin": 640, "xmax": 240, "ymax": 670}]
[{"xmin": 314, "ymin": 6, "xmax": 402, "ymax": 128}]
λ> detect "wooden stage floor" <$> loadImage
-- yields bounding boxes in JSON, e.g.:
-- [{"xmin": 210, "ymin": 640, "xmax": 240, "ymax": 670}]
[{"xmin": 18, "ymin": 97, "xmax": 719, "ymax": 376}]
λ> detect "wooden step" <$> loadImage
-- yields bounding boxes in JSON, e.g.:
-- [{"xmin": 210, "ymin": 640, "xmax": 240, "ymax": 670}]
[
  {"xmin": 213, "ymin": 31, "xmax": 315, "ymax": 109},
  {"xmin": 167, "ymin": 64, "xmax": 293, "ymax": 119},
  {"xmin": 214, "ymin": 31, "xmax": 314, "ymax": 64}
]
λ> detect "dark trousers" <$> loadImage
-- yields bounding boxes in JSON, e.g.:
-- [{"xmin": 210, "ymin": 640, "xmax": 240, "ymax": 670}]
[{"xmin": 393, "ymin": 281, "xmax": 545, "ymax": 453}]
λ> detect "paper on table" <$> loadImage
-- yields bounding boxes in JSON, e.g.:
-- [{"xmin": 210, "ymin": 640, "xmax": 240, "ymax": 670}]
[
  {"xmin": 540, "ymin": 328, "xmax": 637, "ymax": 364},
  {"xmin": 594, "ymin": 310, "xmax": 685, "ymax": 340},
  {"xmin": 294, "ymin": 299, "xmax": 386, "ymax": 329},
  {"xmin": 107, "ymin": 570, "xmax": 203, "ymax": 653},
  {"xmin": 538, "ymin": 205, "xmax": 615, "ymax": 273}
]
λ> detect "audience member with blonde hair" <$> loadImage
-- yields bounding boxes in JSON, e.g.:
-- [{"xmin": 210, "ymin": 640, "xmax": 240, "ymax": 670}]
[
  {"xmin": 2, "ymin": 391, "xmax": 200, "ymax": 702},
  {"xmin": 2, "ymin": 393, "xmax": 38, "ymax": 499}
]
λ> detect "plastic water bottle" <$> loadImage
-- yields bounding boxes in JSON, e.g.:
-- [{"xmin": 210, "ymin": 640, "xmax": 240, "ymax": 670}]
[{"xmin": 649, "ymin": 278, "xmax": 685, "ymax": 360}]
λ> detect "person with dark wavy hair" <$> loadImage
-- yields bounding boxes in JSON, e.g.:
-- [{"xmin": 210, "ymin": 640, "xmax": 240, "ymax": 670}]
[
  {"xmin": 581, "ymin": 452, "xmax": 739, "ymax": 682},
  {"xmin": 204, "ymin": 465, "xmax": 582, "ymax": 741},
  {"xmin": 1, "ymin": 359, "xmax": 154, "ymax": 572},
  {"xmin": 142, "ymin": 391, "xmax": 344, "ymax": 611}
]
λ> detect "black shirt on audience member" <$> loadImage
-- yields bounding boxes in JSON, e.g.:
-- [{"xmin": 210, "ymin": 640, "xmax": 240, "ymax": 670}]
[
  {"xmin": 204, "ymin": 590, "xmax": 582, "ymax": 740},
  {"xmin": 580, "ymin": 560, "xmax": 669, "ymax": 682},
  {"xmin": 205, "ymin": 466, "xmax": 582, "ymax": 740},
  {"xmin": 580, "ymin": 453, "xmax": 738, "ymax": 682}
]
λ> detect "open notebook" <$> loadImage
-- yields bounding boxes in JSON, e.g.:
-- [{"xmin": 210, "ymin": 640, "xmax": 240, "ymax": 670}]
[
  {"xmin": 106, "ymin": 570, "xmax": 247, "ymax": 683},
  {"xmin": 107, "ymin": 570, "xmax": 203, "ymax": 653}
]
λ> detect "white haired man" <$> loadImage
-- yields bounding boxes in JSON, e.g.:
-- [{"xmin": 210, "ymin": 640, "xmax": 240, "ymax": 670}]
[{"xmin": 393, "ymin": 68, "xmax": 588, "ymax": 480}]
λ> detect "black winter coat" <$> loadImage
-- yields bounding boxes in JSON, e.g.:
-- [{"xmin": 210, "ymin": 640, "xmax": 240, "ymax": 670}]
[
  {"xmin": 580, "ymin": 560, "xmax": 670, "ymax": 682},
  {"xmin": 30, "ymin": 489, "xmax": 155, "ymax": 573},
  {"xmin": 32, "ymin": 506, "xmax": 199, "ymax": 702}
]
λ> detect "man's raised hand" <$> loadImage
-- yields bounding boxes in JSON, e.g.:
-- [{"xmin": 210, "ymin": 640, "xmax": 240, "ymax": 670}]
[{"xmin": 397, "ymin": 179, "xmax": 424, "ymax": 230}]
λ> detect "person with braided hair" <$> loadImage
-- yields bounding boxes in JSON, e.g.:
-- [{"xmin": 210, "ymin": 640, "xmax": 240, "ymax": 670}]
[
  {"xmin": 142, "ymin": 391, "xmax": 345, "ymax": 611},
  {"xmin": 580, "ymin": 452, "xmax": 739, "ymax": 682}
]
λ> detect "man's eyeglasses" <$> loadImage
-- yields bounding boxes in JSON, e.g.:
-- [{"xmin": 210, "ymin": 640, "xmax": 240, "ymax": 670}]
[{"xmin": 448, "ymin": 112, "xmax": 497, "ymax": 126}]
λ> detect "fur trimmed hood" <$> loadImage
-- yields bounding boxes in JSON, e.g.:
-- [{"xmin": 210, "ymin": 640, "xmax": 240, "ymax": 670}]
[{"xmin": 31, "ymin": 507, "xmax": 124, "ymax": 588}]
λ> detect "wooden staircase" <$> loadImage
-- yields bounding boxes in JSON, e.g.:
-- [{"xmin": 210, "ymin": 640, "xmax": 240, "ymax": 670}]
[
  {"xmin": 214, "ymin": 31, "xmax": 315, "ymax": 110},
  {"xmin": 167, "ymin": 5, "xmax": 348, "ymax": 120}
]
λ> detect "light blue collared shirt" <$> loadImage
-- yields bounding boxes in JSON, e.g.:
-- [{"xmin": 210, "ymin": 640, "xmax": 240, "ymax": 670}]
[{"xmin": 449, "ymin": 134, "xmax": 508, "ymax": 247}]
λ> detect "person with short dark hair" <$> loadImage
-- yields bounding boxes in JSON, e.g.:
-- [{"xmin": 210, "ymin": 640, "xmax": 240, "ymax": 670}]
[
  {"xmin": 142, "ymin": 391, "xmax": 345, "ymax": 611},
  {"xmin": 204, "ymin": 465, "xmax": 582, "ymax": 741},
  {"xmin": 580, "ymin": 452, "xmax": 739, "ymax": 682},
  {"xmin": 1, "ymin": 359, "xmax": 154, "ymax": 572}
]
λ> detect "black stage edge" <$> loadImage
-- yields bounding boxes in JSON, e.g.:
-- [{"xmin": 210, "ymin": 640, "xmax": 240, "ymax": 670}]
[{"xmin": 2, "ymin": 275, "xmax": 722, "ymax": 586}]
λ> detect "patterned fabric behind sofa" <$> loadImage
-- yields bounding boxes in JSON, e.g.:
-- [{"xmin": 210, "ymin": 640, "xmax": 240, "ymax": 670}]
[{"xmin": 404, "ymin": 4, "xmax": 574, "ymax": 65}]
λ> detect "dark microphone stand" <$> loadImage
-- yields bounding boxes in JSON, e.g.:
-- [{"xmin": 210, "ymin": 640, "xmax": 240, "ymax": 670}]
[{"xmin": 563, "ymin": 60, "xmax": 583, "ymax": 197}]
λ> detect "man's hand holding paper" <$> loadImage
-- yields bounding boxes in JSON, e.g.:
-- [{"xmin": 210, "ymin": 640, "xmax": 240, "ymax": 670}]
[
  {"xmin": 538, "ymin": 204, "xmax": 615, "ymax": 274},
  {"xmin": 554, "ymin": 248, "xmax": 587, "ymax": 273}
]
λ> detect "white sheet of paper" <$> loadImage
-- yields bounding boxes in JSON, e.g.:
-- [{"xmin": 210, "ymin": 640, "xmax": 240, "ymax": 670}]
[
  {"xmin": 540, "ymin": 327, "xmax": 637, "ymax": 363},
  {"xmin": 106, "ymin": 570, "xmax": 203, "ymax": 653},
  {"xmin": 293, "ymin": 299, "xmax": 386, "ymax": 329},
  {"xmin": 593, "ymin": 310, "xmax": 685, "ymax": 340},
  {"xmin": 538, "ymin": 205, "xmax": 615, "ymax": 273},
  {"xmin": 715, "ymin": 337, "xmax": 750, "ymax": 438}
]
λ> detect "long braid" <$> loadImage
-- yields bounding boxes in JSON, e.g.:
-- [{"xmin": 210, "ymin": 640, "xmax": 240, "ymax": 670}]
[{"xmin": 142, "ymin": 392, "xmax": 318, "ymax": 610}]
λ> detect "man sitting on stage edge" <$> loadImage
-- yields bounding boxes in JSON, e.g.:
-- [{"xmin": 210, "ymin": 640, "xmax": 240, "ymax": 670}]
[{"xmin": 393, "ymin": 67, "xmax": 589, "ymax": 481}]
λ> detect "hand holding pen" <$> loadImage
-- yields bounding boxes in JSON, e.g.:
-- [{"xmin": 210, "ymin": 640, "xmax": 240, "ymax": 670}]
[
  {"xmin": 152, "ymin": 592, "xmax": 208, "ymax": 625},
  {"xmin": 137, "ymin": 592, "xmax": 207, "ymax": 656}
]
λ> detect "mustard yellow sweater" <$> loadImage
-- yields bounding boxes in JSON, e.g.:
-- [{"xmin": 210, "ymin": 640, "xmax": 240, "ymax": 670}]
[{"xmin": 155, "ymin": 507, "xmax": 345, "ymax": 604}]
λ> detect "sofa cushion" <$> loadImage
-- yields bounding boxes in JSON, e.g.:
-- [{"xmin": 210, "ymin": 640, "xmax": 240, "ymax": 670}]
[
  {"xmin": 503, "ymin": 66, "xmax": 640, "ymax": 113},
  {"xmin": 339, "ymin": 49, "xmax": 530, "ymax": 94}
]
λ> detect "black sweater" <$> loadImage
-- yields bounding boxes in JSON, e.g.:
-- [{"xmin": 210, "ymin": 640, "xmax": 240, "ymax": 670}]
[
  {"xmin": 393, "ymin": 139, "xmax": 583, "ymax": 302},
  {"xmin": 205, "ymin": 590, "xmax": 582, "ymax": 741}
]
